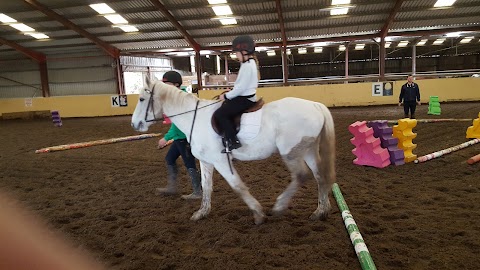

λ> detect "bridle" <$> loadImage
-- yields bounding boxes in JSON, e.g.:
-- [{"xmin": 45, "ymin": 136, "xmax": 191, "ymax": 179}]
[{"xmin": 141, "ymin": 86, "xmax": 222, "ymax": 144}]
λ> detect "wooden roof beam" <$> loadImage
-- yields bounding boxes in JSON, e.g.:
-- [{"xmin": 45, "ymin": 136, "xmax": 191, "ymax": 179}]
[
  {"xmin": 149, "ymin": 0, "xmax": 200, "ymax": 51},
  {"xmin": 380, "ymin": 0, "xmax": 405, "ymax": 38},
  {"xmin": 23, "ymin": 0, "xmax": 120, "ymax": 58},
  {"xmin": 0, "ymin": 37, "xmax": 45, "ymax": 62},
  {"xmin": 275, "ymin": 0, "xmax": 287, "ymax": 47}
]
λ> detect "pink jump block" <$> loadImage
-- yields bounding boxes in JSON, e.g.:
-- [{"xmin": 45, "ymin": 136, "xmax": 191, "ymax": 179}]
[{"xmin": 349, "ymin": 121, "xmax": 391, "ymax": 168}]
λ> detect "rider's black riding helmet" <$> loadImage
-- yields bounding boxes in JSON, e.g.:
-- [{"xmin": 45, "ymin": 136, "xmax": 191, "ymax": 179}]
[
  {"xmin": 232, "ymin": 35, "xmax": 256, "ymax": 55},
  {"xmin": 162, "ymin": 71, "xmax": 182, "ymax": 87}
]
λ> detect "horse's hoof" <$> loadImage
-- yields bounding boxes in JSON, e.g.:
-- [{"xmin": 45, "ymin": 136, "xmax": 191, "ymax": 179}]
[
  {"xmin": 254, "ymin": 212, "xmax": 265, "ymax": 225},
  {"xmin": 309, "ymin": 212, "xmax": 328, "ymax": 221},
  {"xmin": 191, "ymin": 211, "xmax": 206, "ymax": 221}
]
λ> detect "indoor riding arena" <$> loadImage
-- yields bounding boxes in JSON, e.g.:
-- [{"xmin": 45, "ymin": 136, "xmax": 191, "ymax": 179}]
[{"xmin": 1, "ymin": 1, "xmax": 480, "ymax": 270}]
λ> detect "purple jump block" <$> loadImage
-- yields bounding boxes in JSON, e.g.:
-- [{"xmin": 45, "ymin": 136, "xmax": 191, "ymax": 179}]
[{"xmin": 368, "ymin": 120, "xmax": 405, "ymax": 166}]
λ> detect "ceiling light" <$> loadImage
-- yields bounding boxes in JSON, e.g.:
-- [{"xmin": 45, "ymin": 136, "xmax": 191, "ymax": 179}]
[
  {"xmin": 433, "ymin": 38, "xmax": 445, "ymax": 45},
  {"xmin": 267, "ymin": 50, "xmax": 276, "ymax": 56},
  {"xmin": 255, "ymin": 47, "xmax": 267, "ymax": 52},
  {"xmin": 89, "ymin": 3, "xmax": 115, "ymax": 14},
  {"xmin": 460, "ymin": 36, "xmax": 474, "ymax": 43},
  {"xmin": 434, "ymin": 0, "xmax": 456, "ymax": 7},
  {"xmin": 175, "ymin": 52, "xmax": 191, "ymax": 56},
  {"xmin": 311, "ymin": 42, "xmax": 328, "ymax": 47},
  {"xmin": 117, "ymin": 25, "xmax": 139, "ymax": 32},
  {"xmin": 355, "ymin": 44, "xmax": 365, "ymax": 50},
  {"xmin": 339, "ymin": 45, "xmax": 346, "ymax": 51},
  {"xmin": 10, "ymin": 23, "xmax": 35, "ymax": 32},
  {"xmin": 332, "ymin": 0, "xmax": 350, "ymax": 4},
  {"xmin": 416, "ymin": 39, "xmax": 428, "ymax": 46},
  {"xmin": 298, "ymin": 48, "xmax": 307, "ymax": 54},
  {"xmin": 286, "ymin": 49, "xmax": 291, "ymax": 55},
  {"xmin": 212, "ymin": 5, "xmax": 233, "ymax": 16},
  {"xmin": 200, "ymin": 50, "xmax": 213, "ymax": 55},
  {"xmin": 104, "ymin": 14, "xmax": 128, "ymax": 24},
  {"xmin": 397, "ymin": 41, "xmax": 409, "ymax": 47},
  {"xmin": 230, "ymin": 53, "xmax": 237, "ymax": 59},
  {"xmin": 208, "ymin": 0, "xmax": 227, "ymax": 4},
  {"xmin": 330, "ymin": 7, "xmax": 349, "ymax": 15},
  {"xmin": 385, "ymin": 42, "xmax": 391, "ymax": 48},
  {"xmin": 314, "ymin": 47, "xmax": 323, "ymax": 53},
  {"xmin": 445, "ymin": 31, "xmax": 464, "ymax": 37},
  {"xmin": 0, "ymin": 13, "xmax": 17, "ymax": 23},
  {"xmin": 219, "ymin": 18, "xmax": 237, "ymax": 25},
  {"xmin": 25, "ymin": 32, "xmax": 49, "ymax": 39}
]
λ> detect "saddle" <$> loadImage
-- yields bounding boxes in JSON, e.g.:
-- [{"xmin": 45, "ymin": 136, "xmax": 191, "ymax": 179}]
[{"xmin": 211, "ymin": 98, "xmax": 265, "ymax": 136}]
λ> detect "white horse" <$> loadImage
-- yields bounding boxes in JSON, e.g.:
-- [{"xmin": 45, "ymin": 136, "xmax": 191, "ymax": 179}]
[{"xmin": 131, "ymin": 77, "xmax": 336, "ymax": 224}]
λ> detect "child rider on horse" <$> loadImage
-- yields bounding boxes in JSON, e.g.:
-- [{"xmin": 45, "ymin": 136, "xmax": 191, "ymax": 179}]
[
  {"xmin": 214, "ymin": 35, "xmax": 259, "ymax": 153},
  {"xmin": 157, "ymin": 71, "xmax": 202, "ymax": 199}
]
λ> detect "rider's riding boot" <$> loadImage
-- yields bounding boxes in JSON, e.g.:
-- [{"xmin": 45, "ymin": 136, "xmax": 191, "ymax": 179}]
[
  {"xmin": 181, "ymin": 168, "xmax": 202, "ymax": 200},
  {"xmin": 156, "ymin": 165, "xmax": 178, "ymax": 195}
]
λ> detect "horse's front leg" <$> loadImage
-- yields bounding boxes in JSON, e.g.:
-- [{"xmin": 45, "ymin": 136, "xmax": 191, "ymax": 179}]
[
  {"xmin": 215, "ymin": 162, "xmax": 265, "ymax": 225},
  {"xmin": 191, "ymin": 160, "xmax": 214, "ymax": 221}
]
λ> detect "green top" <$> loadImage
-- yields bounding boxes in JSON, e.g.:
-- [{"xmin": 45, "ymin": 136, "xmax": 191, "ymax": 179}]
[{"xmin": 164, "ymin": 86, "xmax": 187, "ymax": 141}]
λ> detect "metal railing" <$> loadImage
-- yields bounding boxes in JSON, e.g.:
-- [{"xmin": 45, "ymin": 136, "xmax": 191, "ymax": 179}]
[{"xmin": 202, "ymin": 69, "xmax": 480, "ymax": 89}]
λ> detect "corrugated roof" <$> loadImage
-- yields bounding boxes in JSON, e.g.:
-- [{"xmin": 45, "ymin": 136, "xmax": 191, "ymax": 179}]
[{"xmin": 0, "ymin": 0, "xmax": 480, "ymax": 56}]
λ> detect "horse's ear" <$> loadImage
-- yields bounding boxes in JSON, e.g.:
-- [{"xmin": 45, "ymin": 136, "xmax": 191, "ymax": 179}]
[{"xmin": 144, "ymin": 75, "xmax": 151, "ymax": 89}]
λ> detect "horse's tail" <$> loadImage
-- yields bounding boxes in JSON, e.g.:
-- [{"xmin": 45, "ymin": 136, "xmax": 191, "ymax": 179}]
[{"xmin": 318, "ymin": 103, "xmax": 336, "ymax": 185}]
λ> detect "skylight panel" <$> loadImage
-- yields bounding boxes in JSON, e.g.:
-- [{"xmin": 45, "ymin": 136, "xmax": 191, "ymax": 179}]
[
  {"xmin": 397, "ymin": 41, "xmax": 409, "ymax": 47},
  {"xmin": 104, "ymin": 14, "xmax": 128, "ymax": 24},
  {"xmin": 434, "ymin": 0, "xmax": 456, "ymax": 7},
  {"xmin": 219, "ymin": 18, "xmax": 237, "ymax": 25},
  {"xmin": 0, "ymin": 13, "xmax": 17, "ymax": 23},
  {"xmin": 212, "ymin": 5, "xmax": 233, "ymax": 16},
  {"xmin": 10, "ymin": 23, "xmax": 35, "ymax": 32},
  {"xmin": 355, "ymin": 44, "xmax": 365, "ymax": 50},
  {"xmin": 332, "ymin": 0, "xmax": 350, "ymax": 4},
  {"xmin": 25, "ymin": 33, "xmax": 49, "ymax": 39},
  {"xmin": 330, "ymin": 7, "xmax": 349, "ymax": 16},
  {"xmin": 208, "ymin": 0, "xmax": 227, "ymax": 4},
  {"xmin": 117, "ymin": 25, "xmax": 139, "ymax": 32},
  {"xmin": 459, "ymin": 36, "xmax": 474, "ymax": 43},
  {"xmin": 433, "ymin": 38, "xmax": 446, "ymax": 45},
  {"xmin": 89, "ymin": 3, "xmax": 115, "ymax": 14},
  {"xmin": 416, "ymin": 39, "xmax": 428, "ymax": 46}
]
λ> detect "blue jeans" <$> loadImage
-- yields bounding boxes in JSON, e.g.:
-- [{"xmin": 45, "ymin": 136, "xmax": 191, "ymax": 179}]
[{"xmin": 165, "ymin": 139, "xmax": 196, "ymax": 169}]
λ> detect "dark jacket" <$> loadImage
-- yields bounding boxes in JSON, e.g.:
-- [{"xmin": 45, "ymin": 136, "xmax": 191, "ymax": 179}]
[{"xmin": 399, "ymin": 82, "xmax": 420, "ymax": 102}]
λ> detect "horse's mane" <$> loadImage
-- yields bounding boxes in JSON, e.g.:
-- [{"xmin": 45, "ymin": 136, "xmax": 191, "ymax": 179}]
[{"xmin": 152, "ymin": 81, "xmax": 218, "ymax": 110}]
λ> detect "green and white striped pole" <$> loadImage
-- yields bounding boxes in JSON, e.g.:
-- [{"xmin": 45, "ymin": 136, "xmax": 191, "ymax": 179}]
[{"xmin": 332, "ymin": 183, "xmax": 377, "ymax": 270}]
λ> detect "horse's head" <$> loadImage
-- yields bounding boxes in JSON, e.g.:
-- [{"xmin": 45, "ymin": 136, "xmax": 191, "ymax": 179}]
[{"xmin": 131, "ymin": 76, "xmax": 164, "ymax": 132}]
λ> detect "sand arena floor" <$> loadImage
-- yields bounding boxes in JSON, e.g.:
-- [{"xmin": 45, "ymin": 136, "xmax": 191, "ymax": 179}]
[{"xmin": 1, "ymin": 102, "xmax": 479, "ymax": 270}]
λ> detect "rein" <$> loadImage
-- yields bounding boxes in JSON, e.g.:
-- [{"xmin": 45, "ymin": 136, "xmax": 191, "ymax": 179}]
[
  {"xmin": 144, "ymin": 88, "xmax": 221, "ymax": 123},
  {"xmin": 143, "ymin": 87, "xmax": 222, "ymax": 146}
]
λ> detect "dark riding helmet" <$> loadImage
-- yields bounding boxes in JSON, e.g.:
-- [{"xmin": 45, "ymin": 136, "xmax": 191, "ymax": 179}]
[
  {"xmin": 232, "ymin": 35, "xmax": 255, "ymax": 55},
  {"xmin": 162, "ymin": 70, "xmax": 182, "ymax": 87}
]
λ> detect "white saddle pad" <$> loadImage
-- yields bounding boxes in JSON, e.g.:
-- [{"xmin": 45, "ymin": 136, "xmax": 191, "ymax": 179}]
[{"xmin": 237, "ymin": 109, "xmax": 263, "ymax": 141}]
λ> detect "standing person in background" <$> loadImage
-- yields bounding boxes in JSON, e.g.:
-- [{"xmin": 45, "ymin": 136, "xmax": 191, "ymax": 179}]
[
  {"xmin": 214, "ymin": 35, "xmax": 259, "ymax": 153},
  {"xmin": 399, "ymin": 74, "xmax": 421, "ymax": 119},
  {"xmin": 156, "ymin": 71, "xmax": 202, "ymax": 200}
]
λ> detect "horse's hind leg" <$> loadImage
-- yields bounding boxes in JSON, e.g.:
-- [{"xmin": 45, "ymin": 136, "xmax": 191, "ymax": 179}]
[
  {"xmin": 191, "ymin": 161, "xmax": 214, "ymax": 221},
  {"xmin": 272, "ymin": 155, "xmax": 309, "ymax": 215},
  {"xmin": 214, "ymin": 162, "xmax": 265, "ymax": 225},
  {"xmin": 304, "ymin": 146, "xmax": 331, "ymax": 221}
]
